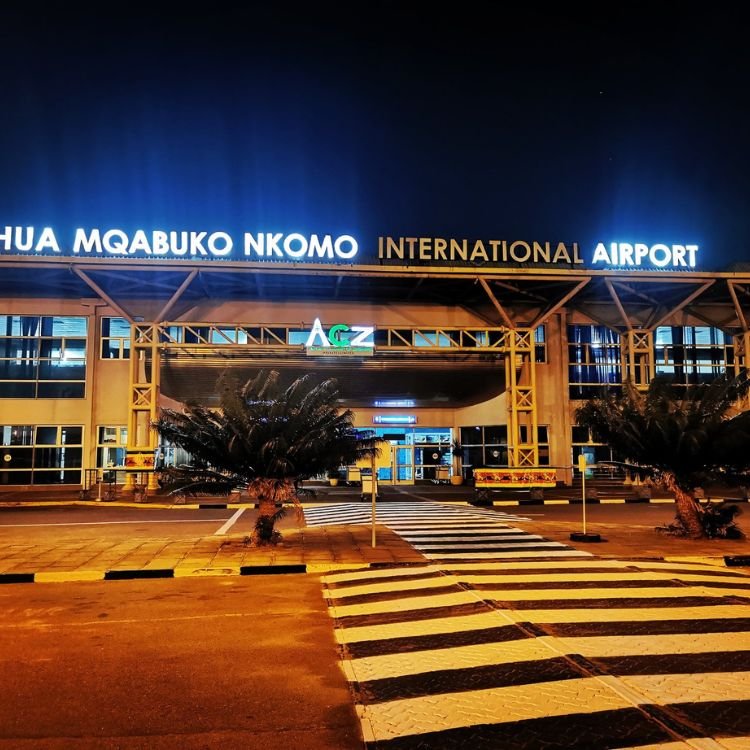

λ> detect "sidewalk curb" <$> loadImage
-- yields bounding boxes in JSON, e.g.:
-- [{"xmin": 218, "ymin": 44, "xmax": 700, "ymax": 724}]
[
  {"xmin": 6, "ymin": 553, "xmax": 747, "ymax": 583},
  {"xmin": 478, "ymin": 497, "xmax": 746, "ymax": 507},
  {"xmin": 0, "ymin": 500, "xmax": 274, "ymax": 510},
  {"xmin": 479, "ymin": 498, "xmax": 659, "ymax": 507},
  {"xmin": 0, "ymin": 562, "xmax": 391, "ymax": 584}
]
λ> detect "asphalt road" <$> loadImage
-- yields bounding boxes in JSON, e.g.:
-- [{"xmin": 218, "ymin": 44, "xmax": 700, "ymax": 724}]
[
  {"xmin": 0, "ymin": 506, "xmax": 256, "ymax": 543},
  {"xmin": 0, "ymin": 502, "xmax": 678, "ymax": 545},
  {"xmin": 0, "ymin": 575, "xmax": 362, "ymax": 749}
]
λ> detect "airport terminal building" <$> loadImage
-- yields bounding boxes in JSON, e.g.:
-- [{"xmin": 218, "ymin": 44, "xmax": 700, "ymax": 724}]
[{"xmin": 1, "ymin": 226, "xmax": 748, "ymax": 490}]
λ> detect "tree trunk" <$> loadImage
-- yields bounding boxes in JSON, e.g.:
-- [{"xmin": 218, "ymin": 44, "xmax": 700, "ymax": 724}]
[
  {"xmin": 250, "ymin": 477, "xmax": 296, "ymax": 543},
  {"xmin": 662, "ymin": 472, "xmax": 704, "ymax": 538}
]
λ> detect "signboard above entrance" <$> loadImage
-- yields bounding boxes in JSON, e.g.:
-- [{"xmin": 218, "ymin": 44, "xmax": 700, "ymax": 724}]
[
  {"xmin": 304, "ymin": 318, "xmax": 375, "ymax": 356},
  {"xmin": 0, "ymin": 226, "xmax": 699, "ymax": 270},
  {"xmin": 377, "ymin": 236, "xmax": 699, "ymax": 269},
  {"xmin": 0, "ymin": 227, "xmax": 358, "ymax": 261}
]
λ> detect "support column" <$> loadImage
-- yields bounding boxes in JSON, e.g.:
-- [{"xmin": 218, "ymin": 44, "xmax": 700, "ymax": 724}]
[
  {"xmin": 622, "ymin": 329, "xmax": 654, "ymax": 389},
  {"xmin": 735, "ymin": 331, "xmax": 750, "ymax": 410},
  {"xmin": 126, "ymin": 323, "xmax": 161, "ymax": 490},
  {"xmin": 506, "ymin": 328, "xmax": 539, "ymax": 467}
]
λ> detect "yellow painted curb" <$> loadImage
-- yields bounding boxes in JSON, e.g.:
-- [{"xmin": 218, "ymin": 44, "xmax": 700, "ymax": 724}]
[
  {"xmin": 173, "ymin": 566, "xmax": 241, "ymax": 577},
  {"xmin": 307, "ymin": 563, "xmax": 371, "ymax": 574},
  {"xmin": 35, "ymin": 570, "xmax": 104, "ymax": 583},
  {"xmin": 599, "ymin": 499, "xmax": 626, "ymax": 504}
]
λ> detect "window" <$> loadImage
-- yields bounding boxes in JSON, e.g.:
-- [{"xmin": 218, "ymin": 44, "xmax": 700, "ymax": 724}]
[
  {"xmin": 571, "ymin": 424, "xmax": 615, "ymax": 476},
  {"xmin": 100, "ymin": 317, "xmax": 131, "ymax": 359},
  {"xmin": 534, "ymin": 326, "xmax": 547, "ymax": 363},
  {"xmin": 0, "ymin": 315, "xmax": 87, "ymax": 398},
  {"xmin": 210, "ymin": 328, "xmax": 248, "ymax": 345},
  {"xmin": 0, "ymin": 424, "xmax": 83, "ymax": 485},
  {"xmin": 96, "ymin": 425, "xmax": 128, "ymax": 483},
  {"xmin": 460, "ymin": 425, "xmax": 508, "ymax": 472},
  {"xmin": 413, "ymin": 331, "xmax": 453, "ymax": 347},
  {"xmin": 654, "ymin": 326, "xmax": 734, "ymax": 386},
  {"xmin": 568, "ymin": 325, "xmax": 621, "ymax": 399},
  {"xmin": 459, "ymin": 424, "xmax": 549, "ymax": 476}
]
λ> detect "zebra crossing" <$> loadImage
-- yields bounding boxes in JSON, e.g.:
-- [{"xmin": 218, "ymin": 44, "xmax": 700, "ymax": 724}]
[
  {"xmin": 302, "ymin": 500, "xmax": 533, "ymax": 527},
  {"xmin": 310, "ymin": 501, "xmax": 750, "ymax": 749}
]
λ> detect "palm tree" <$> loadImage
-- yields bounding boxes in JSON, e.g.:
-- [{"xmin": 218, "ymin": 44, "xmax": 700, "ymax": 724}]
[
  {"xmin": 575, "ymin": 373, "xmax": 750, "ymax": 538},
  {"xmin": 154, "ymin": 370, "xmax": 382, "ymax": 543}
]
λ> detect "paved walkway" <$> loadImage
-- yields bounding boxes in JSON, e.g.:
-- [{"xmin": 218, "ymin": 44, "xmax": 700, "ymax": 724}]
[
  {"xmin": 2, "ymin": 499, "xmax": 750, "ymax": 581},
  {"xmin": 0, "ymin": 509, "xmax": 423, "ymax": 582}
]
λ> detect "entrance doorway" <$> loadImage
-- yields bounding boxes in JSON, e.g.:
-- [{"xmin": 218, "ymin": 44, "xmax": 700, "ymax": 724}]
[
  {"xmin": 373, "ymin": 445, "xmax": 415, "ymax": 484},
  {"xmin": 368, "ymin": 427, "xmax": 451, "ymax": 485},
  {"xmin": 392, "ymin": 445, "xmax": 414, "ymax": 484}
]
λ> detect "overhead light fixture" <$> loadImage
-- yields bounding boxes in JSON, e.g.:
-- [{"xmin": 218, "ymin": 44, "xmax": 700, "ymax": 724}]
[{"xmin": 373, "ymin": 415, "xmax": 417, "ymax": 425}]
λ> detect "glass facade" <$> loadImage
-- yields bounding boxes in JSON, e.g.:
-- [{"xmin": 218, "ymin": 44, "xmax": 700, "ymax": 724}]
[
  {"xmin": 367, "ymin": 427, "xmax": 451, "ymax": 482},
  {"xmin": 0, "ymin": 316, "xmax": 87, "ymax": 398},
  {"xmin": 569, "ymin": 324, "xmax": 735, "ymax": 398},
  {"xmin": 654, "ymin": 326, "xmax": 734, "ymax": 386},
  {"xmin": 0, "ymin": 424, "xmax": 83, "ymax": 484}
]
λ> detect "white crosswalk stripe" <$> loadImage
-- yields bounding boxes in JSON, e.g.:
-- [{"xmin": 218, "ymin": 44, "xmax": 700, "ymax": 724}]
[{"xmin": 314, "ymin": 501, "xmax": 750, "ymax": 748}]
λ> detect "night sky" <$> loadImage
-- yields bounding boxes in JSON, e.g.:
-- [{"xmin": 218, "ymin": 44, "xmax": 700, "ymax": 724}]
[{"xmin": 1, "ymin": 4, "xmax": 748, "ymax": 269}]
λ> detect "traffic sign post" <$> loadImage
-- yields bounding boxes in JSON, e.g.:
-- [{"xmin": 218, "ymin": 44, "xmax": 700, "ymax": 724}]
[
  {"xmin": 570, "ymin": 454, "xmax": 602, "ymax": 543},
  {"xmin": 371, "ymin": 453, "xmax": 377, "ymax": 548},
  {"xmin": 579, "ymin": 453, "xmax": 587, "ymax": 534}
]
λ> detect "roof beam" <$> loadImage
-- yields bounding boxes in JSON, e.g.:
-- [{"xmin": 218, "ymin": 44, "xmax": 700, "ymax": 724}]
[
  {"xmin": 477, "ymin": 277, "xmax": 514, "ymax": 329},
  {"xmin": 610, "ymin": 280, "xmax": 662, "ymax": 306},
  {"xmin": 70, "ymin": 266, "xmax": 135, "ymax": 323},
  {"xmin": 728, "ymin": 281, "xmax": 749, "ymax": 332},
  {"xmin": 673, "ymin": 307, "xmax": 734, "ymax": 332},
  {"xmin": 604, "ymin": 278, "xmax": 633, "ymax": 331},
  {"xmin": 531, "ymin": 278, "xmax": 590, "ymax": 328},
  {"xmin": 484, "ymin": 278, "xmax": 548, "ymax": 302},
  {"xmin": 567, "ymin": 304, "xmax": 625, "ymax": 334},
  {"xmin": 154, "ymin": 269, "xmax": 198, "ymax": 323},
  {"xmin": 646, "ymin": 281, "xmax": 715, "ymax": 330}
]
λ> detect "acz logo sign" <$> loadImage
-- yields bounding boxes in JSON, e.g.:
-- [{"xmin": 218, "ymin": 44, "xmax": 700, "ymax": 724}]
[{"xmin": 305, "ymin": 318, "xmax": 375, "ymax": 356}]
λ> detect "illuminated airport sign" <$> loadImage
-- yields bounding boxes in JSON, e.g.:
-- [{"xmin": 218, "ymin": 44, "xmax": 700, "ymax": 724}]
[
  {"xmin": 591, "ymin": 242, "xmax": 698, "ymax": 268},
  {"xmin": 0, "ymin": 225, "xmax": 700, "ymax": 270},
  {"xmin": 378, "ymin": 237, "xmax": 584, "ymax": 265},
  {"xmin": 0, "ymin": 227, "xmax": 358, "ymax": 261},
  {"xmin": 305, "ymin": 318, "xmax": 375, "ymax": 356},
  {"xmin": 377, "ymin": 235, "xmax": 700, "ymax": 269}
]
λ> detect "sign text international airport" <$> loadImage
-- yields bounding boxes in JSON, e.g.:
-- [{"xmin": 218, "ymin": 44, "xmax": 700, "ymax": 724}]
[{"xmin": 0, "ymin": 226, "xmax": 699, "ymax": 269}]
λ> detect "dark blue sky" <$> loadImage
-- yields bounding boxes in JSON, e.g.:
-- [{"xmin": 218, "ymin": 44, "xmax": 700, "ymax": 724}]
[{"xmin": 1, "ymin": 4, "xmax": 748, "ymax": 269}]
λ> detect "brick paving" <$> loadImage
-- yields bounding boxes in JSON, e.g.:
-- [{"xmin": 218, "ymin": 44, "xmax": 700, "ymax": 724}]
[{"xmin": 0, "ymin": 517, "xmax": 424, "ymax": 580}]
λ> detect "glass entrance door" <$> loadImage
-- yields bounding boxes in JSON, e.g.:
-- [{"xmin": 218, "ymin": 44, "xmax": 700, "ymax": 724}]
[{"xmin": 392, "ymin": 445, "xmax": 414, "ymax": 484}]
